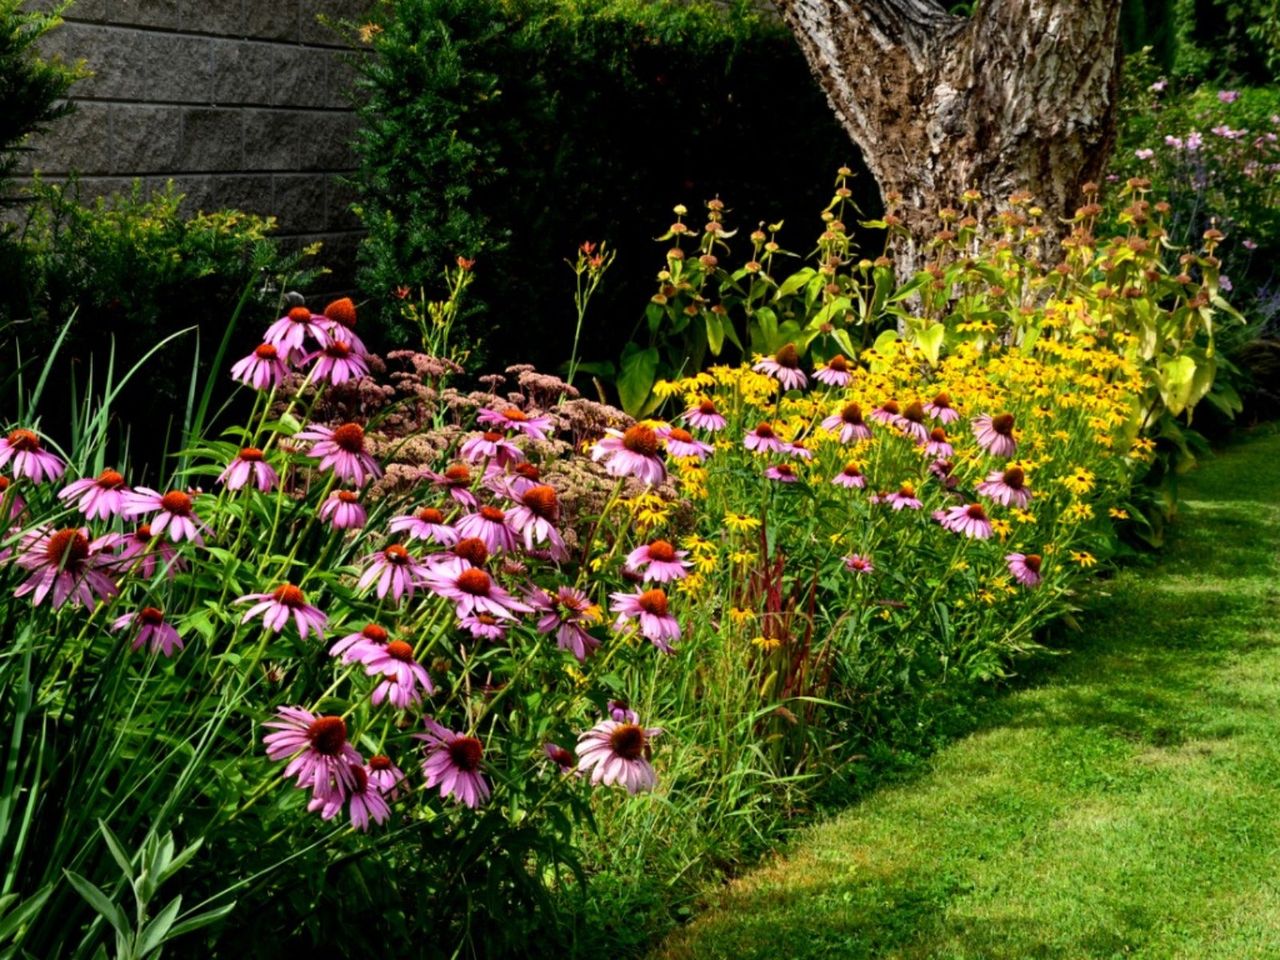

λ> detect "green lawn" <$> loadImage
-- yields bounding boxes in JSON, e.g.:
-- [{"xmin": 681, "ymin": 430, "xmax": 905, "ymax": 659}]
[{"xmin": 653, "ymin": 428, "xmax": 1280, "ymax": 960}]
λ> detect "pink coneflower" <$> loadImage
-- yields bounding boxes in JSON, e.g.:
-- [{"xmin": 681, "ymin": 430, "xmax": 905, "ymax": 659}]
[
  {"xmin": 506, "ymin": 485, "xmax": 567, "ymax": 559},
  {"xmin": 330, "ymin": 622, "xmax": 389, "ymax": 661},
  {"xmin": 460, "ymin": 612, "xmax": 508, "ymax": 640},
  {"xmin": 444, "ymin": 537, "xmax": 490, "ymax": 569},
  {"xmin": 1006, "ymin": 552, "xmax": 1043, "ymax": 587},
  {"xmin": 887, "ymin": 482, "xmax": 923, "ymax": 510},
  {"xmin": 924, "ymin": 391, "xmax": 960, "ymax": 424},
  {"xmin": 424, "ymin": 558, "xmax": 532, "ymax": 620},
  {"xmin": 744, "ymin": 422, "xmax": 785, "ymax": 454},
  {"xmin": 389, "ymin": 505, "xmax": 457, "ymax": 544},
  {"xmin": 358, "ymin": 544, "xmax": 431, "ymax": 603},
  {"xmin": 869, "ymin": 399, "xmax": 901, "ymax": 425},
  {"xmin": 610, "ymin": 587, "xmax": 680, "ymax": 653},
  {"xmin": 843, "ymin": 554, "xmax": 874, "ymax": 574},
  {"xmin": 230, "ymin": 343, "xmax": 289, "ymax": 390},
  {"xmin": 813, "ymin": 353, "xmax": 853, "ymax": 387},
  {"xmin": 353, "ymin": 638, "xmax": 434, "ymax": 708},
  {"xmin": 111, "ymin": 606, "xmax": 183, "ymax": 657},
  {"xmin": 936, "ymin": 503, "xmax": 994, "ymax": 539},
  {"xmin": 532, "ymin": 585, "xmax": 599, "ymax": 661},
  {"xmin": 308, "ymin": 338, "xmax": 369, "ymax": 385},
  {"xmin": 121, "ymin": 489, "xmax": 206, "ymax": 544},
  {"xmin": 319, "ymin": 297, "xmax": 368, "ymax": 353},
  {"xmin": 972, "ymin": 413, "xmax": 1017, "ymax": 457},
  {"xmin": 897, "ymin": 401, "xmax": 929, "ymax": 442},
  {"xmin": 682, "ymin": 398, "xmax": 728, "ymax": 432},
  {"xmin": 238, "ymin": 583, "xmax": 328, "ymax": 639},
  {"xmin": 296, "ymin": 423, "xmax": 383, "ymax": 487},
  {"xmin": 456, "ymin": 505, "xmax": 519, "ymax": 554},
  {"xmin": 309, "ymin": 763, "xmax": 391, "ymax": 831},
  {"xmin": 661, "ymin": 426, "xmax": 714, "ymax": 461},
  {"xmin": 922, "ymin": 427, "xmax": 953, "ymax": 458},
  {"xmin": 477, "ymin": 406, "xmax": 553, "ymax": 441},
  {"xmin": 832, "ymin": 463, "xmax": 866, "ymax": 488},
  {"xmin": 366, "ymin": 753, "xmax": 407, "ymax": 799},
  {"xmin": 13, "ymin": 527, "xmax": 117, "ymax": 608},
  {"xmin": 576, "ymin": 718, "xmax": 663, "ymax": 794},
  {"xmin": 592, "ymin": 425, "xmax": 667, "ymax": 485},
  {"xmin": 977, "ymin": 466, "xmax": 1032, "ymax": 508},
  {"xmin": 609, "ymin": 700, "xmax": 639, "ymax": 723},
  {"xmin": 263, "ymin": 707, "xmax": 362, "ymax": 800},
  {"xmin": 319, "ymin": 489, "xmax": 367, "ymax": 530},
  {"xmin": 0, "ymin": 429, "xmax": 65, "ymax": 483},
  {"xmin": 625, "ymin": 539, "xmax": 691, "ymax": 583},
  {"xmin": 58, "ymin": 468, "xmax": 131, "ymax": 520},
  {"xmin": 425, "ymin": 463, "xmax": 479, "ymax": 508},
  {"xmin": 822, "ymin": 402, "xmax": 872, "ymax": 443},
  {"xmin": 545, "ymin": 743, "xmax": 577, "ymax": 773},
  {"xmin": 929, "ymin": 458, "xmax": 959, "ymax": 489},
  {"xmin": 459, "ymin": 431, "xmax": 524, "ymax": 468},
  {"xmin": 0, "ymin": 476, "xmax": 25, "ymax": 520},
  {"xmin": 783, "ymin": 440, "xmax": 813, "ymax": 460},
  {"xmin": 102, "ymin": 524, "xmax": 183, "ymax": 579},
  {"xmin": 489, "ymin": 460, "xmax": 543, "ymax": 496},
  {"xmin": 765, "ymin": 463, "xmax": 800, "ymax": 483},
  {"xmin": 217, "ymin": 447, "xmax": 278, "ymax": 492},
  {"xmin": 264, "ymin": 305, "xmax": 330, "ymax": 355},
  {"xmin": 753, "ymin": 342, "xmax": 807, "ymax": 391},
  {"xmin": 416, "ymin": 719, "xmax": 490, "ymax": 808}
]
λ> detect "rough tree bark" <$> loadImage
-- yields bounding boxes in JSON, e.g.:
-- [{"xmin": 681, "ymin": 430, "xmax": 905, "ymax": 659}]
[{"xmin": 776, "ymin": 0, "xmax": 1123, "ymax": 276}]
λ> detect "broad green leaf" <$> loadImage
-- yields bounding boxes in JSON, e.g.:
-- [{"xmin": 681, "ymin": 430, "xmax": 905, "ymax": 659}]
[
  {"xmin": 138, "ymin": 895, "xmax": 183, "ymax": 956},
  {"xmin": 617, "ymin": 347, "xmax": 659, "ymax": 417},
  {"xmin": 64, "ymin": 871, "xmax": 130, "ymax": 939}
]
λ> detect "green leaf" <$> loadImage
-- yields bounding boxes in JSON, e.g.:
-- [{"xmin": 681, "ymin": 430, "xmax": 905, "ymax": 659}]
[
  {"xmin": 617, "ymin": 347, "xmax": 659, "ymax": 417},
  {"xmin": 64, "ymin": 870, "xmax": 130, "ymax": 939},
  {"xmin": 775, "ymin": 267, "xmax": 816, "ymax": 300},
  {"xmin": 137, "ymin": 895, "xmax": 183, "ymax": 956},
  {"xmin": 914, "ymin": 323, "xmax": 946, "ymax": 366},
  {"xmin": 704, "ymin": 309, "xmax": 725, "ymax": 355},
  {"xmin": 0, "ymin": 886, "xmax": 51, "ymax": 944},
  {"xmin": 163, "ymin": 901, "xmax": 236, "ymax": 943},
  {"xmin": 97, "ymin": 820, "xmax": 134, "ymax": 883}
]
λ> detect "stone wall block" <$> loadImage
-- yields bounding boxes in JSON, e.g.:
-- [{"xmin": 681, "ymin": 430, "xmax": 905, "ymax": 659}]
[
  {"xmin": 28, "ymin": 0, "xmax": 110, "ymax": 21},
  {"xmin": 110, "ymin": 0, "xmax": 179, "ymax": 30},
  {"xmin": 318, "ymin": 48, "xmax": 360, "ymax": 110},
  {"xmin": 243, "ymin": 110, "xmax": 358, "ymax": 172},
  {"xmin": 272, "ymin": 173, "xmax": 327, "ymax": 232},
  {"xmin": 20, "ymin": 101, "xmax": 114, "ymax": 176},
  {"xmin": 53, "ymin": 28, "xmax": 214, "ymax": 102},
  {"xmin": 244, "ymin": 0, "xmax": 299, "ymax": 43},
  {"xmin": 179, "ymin": 108, "xmax": 243, "ymax": 171},
  {"xmin": 111, "ymin": 104, "xmax": 183, "ymax": 173},
  {"xmin": 178, "ymin": 0, "xmax": 242, "ymax": 36},
  {"xmin": 325, "ymin": 174, "xmax": 361, "ymax": 231}
]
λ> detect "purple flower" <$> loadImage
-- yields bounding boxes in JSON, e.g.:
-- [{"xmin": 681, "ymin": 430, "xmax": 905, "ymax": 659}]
[
  {"xmin": 886, "ymin": 483, "xmax": 923, "ymax": 511},
  {"xmin": 456, "ymin": 505, "xmax": 519, "ymax": 555},
  {"xmin": 102, "ymin": 524, "xmax": 183, "ymax": 579},
  {"xmin": 813, "ymin": 354, "xmax": 853, "ymax": 387},
  {"xmin": 1134, "ymin": 148, "xmax": 1155, "ymax": 161},
  {"xmin": 505, "ymin": 485, "xmax": 567, "ymax": 559},
  {"xmin": 832, "ymin": 463, "xmax": 866, "ymax": 488},
  {"xmin": 869, "ymin": 400, "xmax": 901, "ymax": 425},
  {"xmin": 460, "ymin": 612, "xmax": 508, "ymax": 640},
  {"xmin": 609, "ymin": 700, "xmax": 639, "ymax": 723},
  {"xmin": 1186, "ymin": 131, "xmax": 1203, "ymax": 152},
  {"xmin": 1149, "ymin": 79, "xmax": 1167, "ymax": 93},
  {"xmin": 625, "ymin": 539, "xmax": 691, "ymax": 583},
  {"xmin": 263, "ymin": 306, "xmax": 330, "ymax": 356},
  {"xmin": 753, "ymin": 343, "xmax": 807, "ymax": 391},
  {"xmin": 319, "ymin": 489, "xmax": 367, "ymax": 530},
  {"xmin": 1006, "ymin": 552, "xmax": 1043, "ymax": 587},
  {"xmin": 120, "ymin": 488, "xmax": 207, "ymax": 544},
  {"xmin": 531, "ymin": 586, "xmax": 600, "ymax": 661},
  {"xmin": 217, "ymin": 447, "xmax": 278, "ymax": 492},
  {"xmin": 660, "ymin": 426, "xmax": 714, "ymax": 461},
  {"xmin": 307, "ymin": 338, "xmax": 369, "ymax": 385},
  {"xmin": 843, "ymin": 554, "xmax": 874, "ymax": 575},
  {"xmin": 896, "ymin": 401, "xmax": 929, "ymax": 442},
  {"xmin": 422, "ymin": 463, "xmax": 479, "ymax": 508},
  {"xmin": 1218, "ymin": 89, "xmax": 1239, "ymax": 104},
  {"xmin": 971, "ymin": 413, "xmax": 1017, "ymax": 457},
  {"xmin": 263, "ymin": 707, "xmax": 362, "ymax": 802},
  {"xmin": 681, "ymin": 398, "xmax": 727, "ymax": 432},
  {"xmin": 545, "ymin": 743, "xmax": 578, "ymax": 774},
  {"xmin": 230, "ymin": 343, "xmax": 290, "ymax": 390},
  {"xmin": 309, "ymin": 763, "xmax": 391, "ymax": 831},
  {"xmin": 423, "ymin": 557, "xmax": 532, "ymax": 621},
  {"xmin": 591, "ymin": 425, "xmax": 666, "ymax": 485},
  {"xmin": 744, "ymin": 422, "xmax": 785, "ymax": 454},
  {"xmin": 0, "ymin": 429, "xmax": 65, "ymax": 484},
  {"xmin": 936, "ymin": 503, "xmax": 994, "ymax": 540},
  {"xmin": 57, "ymin": 468, "xmax": 131, "ymax": 520},
  {"xmin": 366, "ymin": 754, "xmax": 407, "ymax": 799},
  {"xmin": 765, "ymin": 463, "xmax": 800, "ymax": 483},
  {"xmin": 13, "ymin": 526, "xmax": 117, "ymax": 609},
  {"xmin": 576, "ymin": 718, "xmax": 662, "ymax": 794},
  {"xmin": 610, "ymin": 587, "xmax": 680, "ymax": 654},
  {"xmin": 459, "ymin": 430, "xmax": 524, "ymax": 468},
  {"xmin": 821, "ymin": 402, "xmax": 873, "ymax": 444},
  {"xmin": 238, "ymin": 584, "xmax": 328, "ymax": 639},
  {"xmin": 351, "ymin": 637, "xmax": 434, "ymax": 709},
  {"xmin": 416, "ymin": 719, "xmax": 490, "ymax": 808},
  {"xmin": 977, "ymin": 466, "xmax": 1032, "ymax": 508},
  {"xmin": 0, "ymin": 475, "xmax": 25, "ymax": 520},
  {"xmin": 477, "ymin": 405, "xmax": 553, "ymax": 441},
  {"xmin": 295, "ymin": 423, "xmax": 383, "ymax": 487},
  {"xmin": 357, "ymin": 544, "xmax": 431, "ymax": 604},
  {"xmin": 389, "ymin": 505, "xmax": 457, "ymax": 545},
  {"xmin": 111, "ymin": 606, "xmax": 183, "ymax": 657},
  {"xmin": 923, "ymin": 427, "xmax": 953, "ymax": 457},
  {"xmin": 330, "ymin": 622, "xmax": 389, "ymax": 662}
]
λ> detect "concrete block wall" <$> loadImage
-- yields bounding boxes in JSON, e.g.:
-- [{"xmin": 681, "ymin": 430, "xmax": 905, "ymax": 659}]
[{"xmin": 20, "ymin": 0, "xmax": 371, "ymax": 281}]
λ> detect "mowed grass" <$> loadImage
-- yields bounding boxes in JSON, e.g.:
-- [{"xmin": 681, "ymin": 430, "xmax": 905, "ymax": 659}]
[{"xmin": 653, "ymin": 427, "xmax": 1280, "ymax": 960}]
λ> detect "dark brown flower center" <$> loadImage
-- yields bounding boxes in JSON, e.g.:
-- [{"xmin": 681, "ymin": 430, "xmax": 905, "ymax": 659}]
[
  {"xmin": 897, "ymin": 483, "xmax": 915, "ymax": 498},
  {"xmin": 369, "ymin": 753, "xmax": 393, "ymax": 771},
  {"xmin": 479, "ymin": 505, "xmax": 506, "ymax": 523},
  {"xmin": 522, "ymin": 485, "xmax": 559, "ymax": 520},
  {"xmin": 880, "ymin": 400, "xmax": 900, "ymax": 416},
  {"xmin": 841, "ymin": 463, "xmax": 861, "ymax": 477},
  {"xmin": 966, "ymin": 504, "xmax": 988, "ymax": 520},
  {"xmin": 637, "ymin": 589, "xmax": 669, "ymax": 616},
  {"xmin": 384, "ymin": 544, "xmax": 411, "ymax": 565},
  {"xmin": 515, "ymin": 462, "xmax": 540, "ymax": 480},
  {"xmin": 448, "ymin": 736, "xmax": 484, "ymax": 772},
  {"xmin": 1002, "ymin": 467, "xmax": 1025, "ymax": 489},
  {"xmin": 549, "ymin": 745, "xmax": 575, "ymax": 767},
  {"xmin": 272, "ymin": 584, "xmax": 307, "ymax": 608},
  {"xmin": 417, "ymin": 507, "xmax": 445, "ymax": 524},
  {"xmin": 667, "ymin": 428, "xmax": 695, "ymax": 444},
  {"xmin": 239, "ymin": 447, "xmax": 264, "ymax": 462},
  {"xmin": 305, "ymin": 715, "xmax": 347, "ymax": 756},
  {"xmin": 384, "ymin": 640, "xmax": 414, "ymax": 661},
  {"xmin": 932, "ymin": 391, "xmax": 952, "ymax": 408},
  {"xmin": 930, "ymin": 427, "xmax": 948, "ymax": 443},
  {"xmin": 96, "ymin": 469, "xmax": 125, "ymax": 489},
  {"xmin": 456, "ymin": 568, "xmax": 492, "ymax": 596},
  {"xmin": 7, "ymin": 429, "xmax": 39, "ymax": 452},
  {"xmin": 444, "ymin": 464, "xmax": 471, "ymax": 484},
  {"xmin": 331, "ymin": 423, "xmax": 366, "ymax": 453},
  {"xmin": 697, "ymin": 399, "xmax": 718, "ymax": 415},
  {"xmin": 45, "ymin": 529, "xmax": 90, "ymax": 568},
  {"xmin": 254, "ymin": 343, "xmax": 278, "ymax": 360},
  {"xmin": 134, "ymin": 524, "xmax": 152, "ymax": 542},
  {"xmin": 1025, "ymin": 554, "xmax": 1042, "ymax": 573},
  {"xmin": 609, "ymin": 723, "xmax": 647, "ymax": 761},
  {"xmin": 324, "ymin": 341, "xmax": 352, "ymax": 359},
  {"xmin": 337, "ymin": 490, "xmax": 360, "ymax": 503},
  {"xmin": 160, "ymin": 491, "xmax": 192, "ymax": 516},
  {"xmin": 361, "ymin": 624, "xmax": 388, "ymax": 643},
  {"xmin": 454, "ymin": 538, "xmax": 488, "ymax": 567},
  {"xmin": 773, "ymin": 464, "xmax": 796, "ymax": 478},
  {"xmin": 647, "ymin": 540, "xmax": 676, "ymax": 563},
  {"xmin": 0, "ymin": 476, "xmax": 9, "ymax": 491},
  {"xmin": 754, "ymin": 423, "xmax": 775, "ymax": 439},
  {"xmin": 902, "ymin": 401, "xmax": 926, "ymax": 424},
  {"xmin": 482, "ymin": 431, "xmax": 504, "ymax": 444},
  {"xmin": 324, "ymin": 297, "xmax": 357, "ymax": 329},
  {"xmin": 349, "ymin": 764, "xmax": 369, "ymax": 793},
  {"xmin": 622, "ymin": 425, "xmax": 660, "ymax": 457},
  {"xmin": 287, "ymin": 306, "xmax": 312, "ymax": 324},
  {"xmin": 840, "ymin": 403, "xmax": 864, "ymax": 425},
  {"xmin": 139, "ymin": 606, "xmax": 165, "ymax": 625},
  {"xmin": 826, "ymin": 354, "xmax": 850, "ymax": 372},
  {"xmin": 501, "ymin": 407, "xmax": 528, "ymax": 422},
  {"xmin": 992, "ymin": 413, "xmax": 1015, "ymax": 436},
  {"xmin": 774, "ymin": 343, "xmax": 800, "ymax": 368}
]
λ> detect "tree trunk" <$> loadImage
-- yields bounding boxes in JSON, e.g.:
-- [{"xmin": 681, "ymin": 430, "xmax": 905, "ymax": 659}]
[{"xmin": 776, "ymin": 0, "xmax": 1123, "ymax": 277}]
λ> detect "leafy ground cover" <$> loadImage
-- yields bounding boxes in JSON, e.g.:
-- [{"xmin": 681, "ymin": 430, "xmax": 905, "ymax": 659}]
[{"xmin": 654, "ymin": 425, "xmax": 1280, "ymax": 960}]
